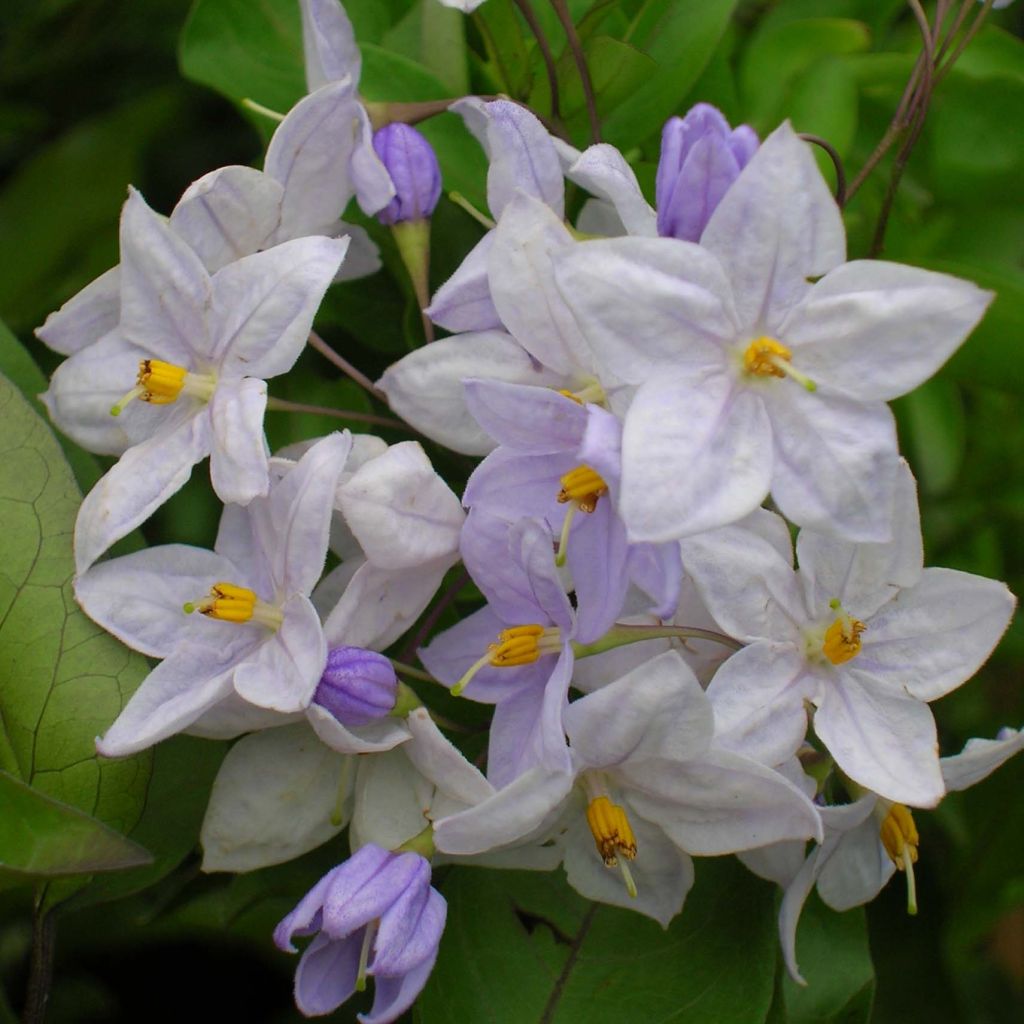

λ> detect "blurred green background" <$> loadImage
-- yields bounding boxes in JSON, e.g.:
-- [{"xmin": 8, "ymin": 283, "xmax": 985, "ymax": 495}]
[{"xmin": 1, "ymin": 1, "xmax": 1023, "ymax": 1021}]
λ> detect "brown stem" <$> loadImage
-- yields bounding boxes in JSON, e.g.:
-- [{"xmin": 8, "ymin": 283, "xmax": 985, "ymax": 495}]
[
  {"xmin": 933, "ymin": 0, "xmax": 996, "ymax": 89},
  {"xmin": 365, "ymin": 96, "xmax": 504, "ymax": 130},
  {"xmin": 549, "ymin": 0, "xmax": 601, "ymax": 143},
  {"xmin": 934, "ymin": 0, "xmax": 979, "ymax": 67},
  {"xmin": 21, "ymin": 902, "xmax": 56, "ymax": 1024},
  {"xmin": 306, "ymin": 330, "xmax": 387, "ymax": 403},
  {"xmin": 514, "ymin": 0, "xmax": 562, "ymax": 125},
  {"xmin": 401, "ymin": 567, "xmax": 472, "ymax": 662},
  {"xmin": 265, "ymin": 397, "xmax": 405, "ymax": 429},
  {"xmin": 800, "ymin": 133, "xmax": 848, "ymax": 206}
]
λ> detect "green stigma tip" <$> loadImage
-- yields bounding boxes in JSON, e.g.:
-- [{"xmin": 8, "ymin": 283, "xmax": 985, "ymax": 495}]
[
  {"xmin": 109, "ymin": 404, "xmax": 122, "ymax": 417},
  {"xmin": 182, "ymin": 602, "xmax": 196, "ymax": 614}
]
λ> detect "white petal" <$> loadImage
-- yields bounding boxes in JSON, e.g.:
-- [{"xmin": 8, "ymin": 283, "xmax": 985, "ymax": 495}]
[
  {"xmin": 233, "ymin": 595, "xmax": 327, "ymax": 712},
  {"xmin": 552, "ymin": 236, "xmax": 737, "ymax": 386},
  {"xmin": 208, "ymin": 378, "xmax": 270, "ymax": 505},
  {"xmin": 36, "ymin": 266, "xmax": 121, "ymax": 356},
  {"xmin": 333, "ymin": 223, "xmax": 381, "ymax": 281},
  {"xmin": 74, "ymin": 544, "xmax": 249, "ymax": 658},
  {"xmin": 701, "ymin": 122, "xmax": 845, "ymax": 329},
  {"xmin": 815, "ymin": 816, "xmax": 892, "ymax": 912},
  {"xmin": 378, "ymin": 331, "xmax": 565, "ymax": 454},
  {"xmin": 187, "ymin": 694, "xmax": 300, "ymax": 738},
  {"xmin": 815, "ymin": 669, "xmax": 944, "ymax": 807},
  {"xmin": 200, "ymin": 722, "xmax": 348, "ymax": 871},
  {"xmin": 565, "ymin": 144, "xmax": 657, "ymax": 237},
  {"xmin": 941, "ymin": 727, "xmax": 1024, "ymax": 793},
  {"xmin": 118, "ymin": 188, "xmax": 211, "ymax": 364},
  {"xmin": 210, "ymin": 235, "xmax": 348, "ymax": 378},
  {"xmin": 781, "ymin": 261, "xmax": 993, "ymax": 401},
  {"xmin": 426, "ymin": 232, "xmax": 500, "ymax": 333},
  {"xmin": 765, "ymin": 386, "xmax": 899, "ymax": 542},
  {"xmin": 488, "ymin": 192, "xmax": 592, "ymax": 376},
  {"xmin": 169, "ymin": 166, "xmax": 283, "ymax": 273},
  {"xmin": 338, "ymin": 442, "xmax": 463, "ymax": 571},
  {"xmin": 858, "ymin": 568, "xmax": 1015, "ymax": 702},
  {"xmin": 74, "ymin": 409, "xmax": 211, "ymax": 574},
  {"xmin": 306, "ymin": 703, "xmax": 410, "ymax": 755},
  {"xmin": 796, "ymin": 459, "xmax": 923, "ymax": 620},
  {"xmin": 621, "ymin": 370, "xmax": 772, "ymax": 541},
  {"xmin": 405, "ymin": 708, "xmax": 495, "ymax": 808},
  {"xmin": 300, "ymin": 0, "xmax": 361, "ymax": 91}
]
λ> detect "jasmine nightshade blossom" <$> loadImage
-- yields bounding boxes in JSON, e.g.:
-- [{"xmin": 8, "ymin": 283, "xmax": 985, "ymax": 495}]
[
  {"xmin": 76, "ymin": 433, "xmax": 349, "ymax": 757},
  {"xmin": 43, "ymin": 190, "xmax": 348, "ymax": 574},
  {"xmin": 679, "ymin": 464, "xmax": 1016, "ymax": 807},
  {"xmin": 777, "ymin": 726, "xmax": 1024, "ymax": 983},
  {"xmin": 432, "ymin": 651, "xmax": 823, "ymax": 926},
  {"xmin": 553, "ymin": 122, "xmax": 993, "ymax": 542},
  {"xmin": 275, "ymin": 843, "xmax": 446, "ymax": 1021}
]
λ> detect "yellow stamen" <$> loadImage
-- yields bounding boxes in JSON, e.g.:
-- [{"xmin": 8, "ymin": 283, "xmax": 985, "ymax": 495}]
[
  {"xmin": 879, "ymin": 803, "xmax": 919, "ymax": 915},
  {"xmin": 450, "ymin": 624, "xmax": 562, "ymax": 696},
  {"xmin": 183, "ymin": 582, "xmax": 282, "ymax": 630},
  {"xmin": 586, "ymin": 796, "xmax": 638, "ymax": 868},
  {"xmin": 742, "ymin": 336, "xmax": 817, "ymax": 392},
  {"xmin": 556, "ymin": 381, "xmax": 606, "ymax": 405},
  {"xmin": 557, "ymin": 465, "xmax": 608, "ymax": 514},
  {"xmin": 822, "ymin": 602, "xmax": 866, "ymax": 665},
  {"xmin": 110, "ymin": 359, "xmax": 216, "ymax": 415}
]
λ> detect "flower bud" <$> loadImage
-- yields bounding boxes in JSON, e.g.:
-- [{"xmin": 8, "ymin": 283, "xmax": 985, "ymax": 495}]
[
  {"xmin": 372, "ymin": 123, "xmax": 442, "ymax": 225},
  {"xmin": 314, "ymin": 645, "xmax": 397, "ymax": 726},
  {"xmin": 655, "ymin": 103, "xmax": 759, "ymax": 243}
]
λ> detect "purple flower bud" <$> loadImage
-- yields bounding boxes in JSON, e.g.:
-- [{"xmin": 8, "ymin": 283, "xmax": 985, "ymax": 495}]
[
  {"xmin": 373, "ymin": 123, "xmax": 442, "ymax": 225},
  {"xmin": 655, "ymin": 103, "xmax": 759, "ymax": 243},
  {"xmin": 275, "ymin": 844, "xmax": 446, "ymax": 1021},
  {"xmin": 314, "ymin": 646, "xmax": 398, "ymax": 727}
]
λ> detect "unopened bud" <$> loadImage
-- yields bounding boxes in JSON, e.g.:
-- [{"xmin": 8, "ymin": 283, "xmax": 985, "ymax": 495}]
[
  {"xmin": 656, "ymin": 103, "xmax": 758, "ymax": 242},
  {"xmin": 372, "ymin": 123, "xmax": 442, "ymax": 226},
  {"xmin": 314, "ymin": 646, "xmax": 397, "ymax": 727}
]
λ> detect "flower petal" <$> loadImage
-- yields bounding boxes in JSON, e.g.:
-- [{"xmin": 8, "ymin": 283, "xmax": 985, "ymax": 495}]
[
  {"xmin": 565, "ymin": 144, "xmax": 657, "ymax": 237},
  {"xmin": 36, "ymin": 266, "xmax": 121, "ymax": 356},
  {"xmin": 426, "ymin": 232, "xmax": 501, "ymax": 333},
  {"xmin": 208, "ymin": 377, "xmax": 270, "ymax": 505},
  {"xmin": 300, "ymin": 0, "xmax": 361, "ymax": 90}
]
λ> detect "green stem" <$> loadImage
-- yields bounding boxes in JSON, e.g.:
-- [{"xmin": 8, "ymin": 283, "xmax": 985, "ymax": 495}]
[
  {"xmin": 392, "ymin": 219, "xmax": 434, "ymax": 343},
  {"xmin": 571, "ymin": 623, "xmax": 742, "ymax": 660},
  {"xmin": 391, "ymin": 681, "xmax": 425, "ymax": 717},
  {"xmin": 389, "ymin": 659, "xmax": 439, "ymax": 684},
  {"xmin": 396, "ymin": 824, "xmax": 435, "ymax": 858}
]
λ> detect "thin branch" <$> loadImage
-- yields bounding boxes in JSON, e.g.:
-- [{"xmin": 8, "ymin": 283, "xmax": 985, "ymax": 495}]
[
  {"xmin": 265, "ymin": 397, "xmax": 406, "ymax": 430},
  {"xmin": 401, "ymin": 567, "xmax": 472, "ymax": 661},
  {"xmin": 549, "ymin": 0, "xmax": 601, "ymax": 143},
  {"xmin": 389, "ymin": 659, "xmax": 438, "ymax": 684},
  {"xmin": 800, "ymin": 133, "xmax": 848, "ymax": 206},
  {"xmin": 306, "ymin": 330, "xmax": 387, "ymax": 403},
  {"xmin": 933, "ymin": 0, "xmax": 996, "ymax": 89},
  {"xmin": 21, "ymin": 902, "xmax": 56, "ymax": 1024},
  {"xmin": 934, "ymin": 0, "xmax": 979, "ymax": 67},
  {"xmin": 514, "ymin": 0, "xmax": 562, "ymax": 125}
]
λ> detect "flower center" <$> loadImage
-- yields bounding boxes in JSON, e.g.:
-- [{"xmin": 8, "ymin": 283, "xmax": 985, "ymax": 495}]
[
  {"xmin": 110, "ymin": 359, "xmax": 217, "ymax": 416},
  {"xmin": 451, "ymin": 624, "xmax": 563, "ymax": 696},
  {"xmin": 183, "ymin": 582, "xmax": 283, "ymax": 630},
  {"xmin": 878, "ymin": 802, "xmax": 919, "ymax": 915},
  {"xmin": 741, "ymin": 336, "xmax": 816, "ymax": 392},
  {"xmin": 585, "ymin": 795, "xmax": 638, "ymax": 898},
  {"xmin": 822, "ymin": 599, "xmax": 866, "ymax": 665},
  {"xmin": 555, "ymin": 465, "xmax": 608, "ymax": 566}
]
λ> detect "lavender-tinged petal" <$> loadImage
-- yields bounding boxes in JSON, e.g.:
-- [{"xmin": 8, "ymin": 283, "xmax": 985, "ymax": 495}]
[
  {"xmin": 577, "ymin": 405, "xmax": 623, "ymax": 491},
  {"xmin": 728, "ymin": 125, "xmax": 759, "ymax": 167},
  {"xmin": 568, "ymin": 502, "xmax": 631, "ymax": 645},
  {"xmin": 463, "ymin": 450, "xmax": 571, "ymax": 522},
  {"xmin": 425, "ymin": 232, "xmax": 500, "ymax": 332},
  {"xmin": 169, "ymin": 166, "xmax": 283, "ymax": 273},
  {"xmin": 300, "ymin": 0, "xmax": 361, "ymax": 91},
  {"xmin": 627, "ymin": 542, "xmax": 683, "ymax": 620},
  {"xmin": 334, "ymin": 223, "xmax": 382, "ymax": 281},
  {"xmin": 511, "ymin": 518, "xmax": 576, "ymax": 630},
  {"xmin": 307, "ymin": 702, "xmax": 410, "ymax": 755},
  {"xmin": 566, "ymin": 144, "xmax": 657, "ymax": 237},
  {"xmin": 361, "ymin": 941, "xmax": 440, "ymax": 1024},
  {"xmin": 36, "ymin": 266, "xmax": 121, "ymax": 356},
  {"xmin": 351, "ymin": 105, "xmax": 397, "ymax": 216},
  {"xmin": 74, "ymin": 408, "xmax": 211, "ymax": 574},
  {"xmin": 660, "ymin": 133, "xmax": 741, "ymax": 243},
  {"xmin": 373, "ymin": 866, "xmax": 439, "ymax": 975},
  {"xmin": 463, "ymin": 380, "xmax": 587, "ymax": 453},
  {"xmin": 315, "ymin": 646, "xmax": 397, "ymax": 726},
  {"xmin": 275, "ymin": 864, "xmax": 346, "ymax": 951},
  {"xmin": 373, "ymin": 124, "xmax": 442, "ymax": 224},
  {"xmin": 294, "ymin": 933, "xmax": 362, "ymax": 1016},
  {"xmin": 208, "ymin": 377, "xmax": 269, "ymax": 506},
  {"xmin": 324, "ymin": 854, "xmax": 429, "ymax": 939},
  {"xmin": 815, "ymin": 816, "xmax": 893, "ymax": 912}
]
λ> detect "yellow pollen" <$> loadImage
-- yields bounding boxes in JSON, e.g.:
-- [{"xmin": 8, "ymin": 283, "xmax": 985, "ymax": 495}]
[
  {"xmin": 450, "ymin": 624, "xmax": 561, "ymax": 696},
  {"xmin": 879, "ymin": 802, "xmax": 919, "ymax": 915},
  {"xmin": 557, "ymin": 465, "xmax": 608, "ymax": 514},
  {"xmin": 558, "ymin": 389, "xmax": 584, "ymax": 405},
  {"xmin": 822, "ymin": 615, "xmax": 866, "ymax": 665},
  {"xmin": 183, "ymin": 582, "xmax": 283, "ymax": 629},
  {"xmin": 743, "ymin": 336, "xmax": 792, "ymax": 378},
  {"xmin": 586, "ymin": 796, "xmax": 638, "ymax": 867}
]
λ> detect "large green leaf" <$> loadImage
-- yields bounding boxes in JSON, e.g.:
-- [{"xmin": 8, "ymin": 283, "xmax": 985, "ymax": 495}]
[
  {"xmin": 0, "ymin": 771, "xmax": 150, "ymax": 880},
  {"xmin": 417, "ymin": 858, "xmax": 777, "ymax": 1024},
  {"xmin": 0, "ymin": 370, "xmax": 151, "ymax": 876},
  {"xmin": 601, "ymin": 0, "xmax": 738, "ymax": 150}
]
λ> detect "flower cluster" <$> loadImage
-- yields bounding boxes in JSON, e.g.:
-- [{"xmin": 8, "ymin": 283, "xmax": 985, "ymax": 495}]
[{"xmin": 35, "ymin": 1, "xmax": 1019, "ymax": 1019}]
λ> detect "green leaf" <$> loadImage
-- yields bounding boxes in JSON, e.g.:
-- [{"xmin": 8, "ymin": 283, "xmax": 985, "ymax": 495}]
[
  {"xmin": 740, "ymin": 18, "xmax": 870, "ymax": 134},
  {"xmin": 787, "ymin": 57, "xmax": 859, "ymax": 159},
  {"xmin": 601, "ymin": 0, "xmax": 738, "ymax": 150},
  {"xmin": 0, "ymin": 770, "xmax": 150, "ymax": 880},
  {"xmin": 417, "ymin": 858, "xmax": 777, "ymax": 1023},
  {"xmin": 895, "ymin": 379, "xmax": 966, "ymax": 498},
  {"xmin": 779, "ymin": 893, "xmax": 875, "ymax": 1023},
  {"xmin": 178, "ymin": 0, "xmax": 305, "ymax": 113},
  {"xmin": 0, "ymin": 370, "xmax": 152, "ymax": 873}
]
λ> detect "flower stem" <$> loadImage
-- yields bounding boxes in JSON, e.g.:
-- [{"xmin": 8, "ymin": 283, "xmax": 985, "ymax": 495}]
[
  {"xmin": 21, "ymin": 897, "xmax": 56, "ymax": 1024},
  {"xmin": 389, "ymin": 659, "xmax": 439, "ymax": 684},
  {"xmin": 515, "ymin": 0, "xmax": 563, "ymax": 129},
  {"xmin": 306, "ymin": 330, "xmax": 387, "ymax": 403},
  {"xmin": 265, "ymin": 396, "xmax": 404, "ymax": 429},
  {"xmin": 572, "ymin": 623, "xmax": 743, "ymax": 660},
  {"xmin": 549, "ymin": 0, "xmax": 601, "ymax": 144}
]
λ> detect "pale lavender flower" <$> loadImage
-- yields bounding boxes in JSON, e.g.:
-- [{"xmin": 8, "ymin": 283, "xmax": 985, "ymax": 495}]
[
  {"xmin": 373, "ymin": 124, "xmax": 442, "ymax": 225},
  {"xmin": 315, "ymin": 646, "xmax": 398, "ymax": 726}
]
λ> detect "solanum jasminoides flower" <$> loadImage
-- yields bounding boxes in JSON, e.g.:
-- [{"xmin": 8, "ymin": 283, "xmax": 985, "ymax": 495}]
[
  {"xmin": 275, "ymin": 843, "xmax": 446, "ymax": 1021},
  {"xmin": 553, "ymin": 122, "xmax": 993, "ymax": 542},
  {"xmin": 75, "ymin": 433, "xmax": 349, "ymax": 757},
  {"xmin": 43, "ymin": 189, "xmax": 348, "ymax": 573}
]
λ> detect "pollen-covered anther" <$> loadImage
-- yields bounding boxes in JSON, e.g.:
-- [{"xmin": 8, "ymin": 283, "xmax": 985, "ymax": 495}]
[
  {"xmin": 822, "ymin": 609, "xmax": 866, "ymax": 665},
  {"xmin": 451, "ymin": 624, "xmax": 562, "ymax": 696},
  {"xmin": 557, "ymin": 465, "xmax": 608, "ymax": 514},
  {"xmin": 742, "ymin": 336, "xmax": 816, "ymax": 392},
  {"xmin": 879, "ymin": 802, "xmax": 919, "ymax": 915},
  {"xmin": 183, "ymin": 582, "xmax": 283, "ymax": 630},
  {"xmin": 586, "ymin": 796, "xmax": 638, "ymax": 867},
  {"xmin": 110, "ymin": 359, "xmax": 217, "ymax": 416}
]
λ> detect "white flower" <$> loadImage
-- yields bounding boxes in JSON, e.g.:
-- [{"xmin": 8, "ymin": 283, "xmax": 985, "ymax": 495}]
[{"xmin": 552, "ymin": 122, "xmax": 993, "ymax": 542}]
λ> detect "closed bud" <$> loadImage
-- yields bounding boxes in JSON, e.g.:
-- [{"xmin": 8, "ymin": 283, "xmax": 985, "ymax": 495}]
[
  {"xmin": 373, "ymin": 123, "xmax": 442, "ymax": 225},
  {"xmin": 655, "ymin": 103, "xmax": 758, "ymax": 242},
  {"xmin": 314, "ymin": 645, "xmax": 397, "ymax": 726}
]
